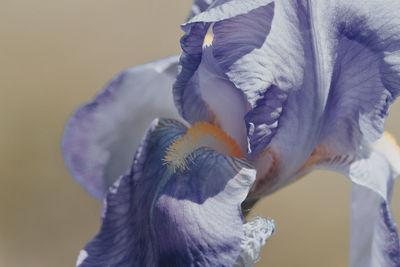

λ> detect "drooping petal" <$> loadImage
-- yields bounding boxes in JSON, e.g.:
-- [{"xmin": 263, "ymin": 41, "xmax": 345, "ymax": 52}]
[
  {"xmin": 301, "ymin": 133, "xmax": 400, "ymax": 267},
  {"xmin": 348, "ymin": 135, "xmax": 400, "ymax": 267},
  {"xmin": 62, "ymin": 56, "xmax": 180, "ymax": 201},
  {"xmin": 350, "ymin": 184, "xmax": 400, "ymax": 267},
  {"xmin": 77, "ymin": 118, "xmax": 261, "ymax": 267}
]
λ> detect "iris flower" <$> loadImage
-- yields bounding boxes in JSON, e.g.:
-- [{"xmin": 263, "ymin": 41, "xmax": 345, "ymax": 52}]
[{"xmin": 63, "ymin": 0, "xmax": 400, "ymax": 266}]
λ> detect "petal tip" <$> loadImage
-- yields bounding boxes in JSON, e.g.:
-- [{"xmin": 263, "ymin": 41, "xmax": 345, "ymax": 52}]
[
  {"xmin": 76, "ymin": 250, "xmax": 88, "ymax": 267},
  {"xmin": 235, "ymin": 217, "xmax": 275, "ymax": 267}
]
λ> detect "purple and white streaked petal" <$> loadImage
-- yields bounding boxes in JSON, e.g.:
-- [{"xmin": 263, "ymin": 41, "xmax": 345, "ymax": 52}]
[
  {"xmin": 245, "ymin": 0, "xmax": 400, "ymax": 163},
  {"xmin": 216, "ymin": 1, "xmax": 325, "ymax": 196},
  {"xmin": 214, "ymin": 0, "xmax": 325, "ymax": 160},
  {"xmin": 62, "ymin": 56, "xmax": 180, "ymax": 201},
  {"xmin": 77, "ymin": 118, "xmax": 261, "ymax": 267},
  {"xmin": 200, "ymin": 0, "xmax": 400, "ymax": 198},
  {"xmin": 317, "ymin": 0, "xmax": 400, "ymax": 154}
]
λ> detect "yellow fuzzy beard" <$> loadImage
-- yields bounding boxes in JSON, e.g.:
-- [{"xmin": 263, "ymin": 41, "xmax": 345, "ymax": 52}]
[{"xmin": 163, "ymin": 122, "xmax": 243, "ymax": 171}]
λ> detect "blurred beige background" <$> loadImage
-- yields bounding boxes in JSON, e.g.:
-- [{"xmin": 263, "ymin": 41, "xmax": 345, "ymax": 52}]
[{"xmin": 1, "ymin": 1, "xmax": 400, "ymax": 266}]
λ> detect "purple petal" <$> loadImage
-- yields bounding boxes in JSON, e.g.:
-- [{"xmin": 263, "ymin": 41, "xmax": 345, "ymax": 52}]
[
  {"xmin": 347, "ymin": 135, "xmax": 400, "ymax": 267},
  {"xmin": 222, "ymin": 1, "xmax": 325, "ymax": 196},
  {"xmin": 215, "ymin": 1, "xmax": 323, "ymax": 159},
  {"xmin": 350, "ymin": 185, "xmax": 400, "ymax": 267},
  {"xmin": 195, "ymin": 53, "xmax": 249, "ymax": 152},
  {"xmin": 186, "ymin": 0, "xmax": 273, "ymax": 24},
  {"xmin": 206, "ymin": 1, "xmax": 277, "ymax": 157},
  {"xmin": 309, "ymin": 134, "xmax": 400, "ymax": 267},
  {"xmin": 244, "ymin": 85, "xmax": 288, "ymax": 156},
  {"xmin": 174, "ymin": 22, "xmax": 213, "ymax": 124},
  {"xmin": 200, "ymin": 0, "xmax": 400, "ymax": 198},
  {"xmin": 175, "ymin": 34, "xmax": 250, "ymax": 150},
  {"xmin": 175, "ymin": 1, "xmax": 274, "ymax": 150},
  {"xmin": 179, "ymin": 1, "xmax": 330, "ymax": 198},
  {"xmin": 189, "ymin": 0, "xmax": 216, "ymax": 18},
  {"xmin": 212, "ymin": 1, "xmax": 274, "ymax": 72},
  {"xmin": 317, "ymin": 0, "xmax": 400, "ymax": 154},
  {"xmin": 77, "ymin": 118, "xmax": 259, "ymax": 266},
  {"xmin": 247, "ymin": 1, "xmax": 400, "ymax": 157},
  {"xmin": 62, "ymin": 56, "xmax": 180, "ymax": 201}
]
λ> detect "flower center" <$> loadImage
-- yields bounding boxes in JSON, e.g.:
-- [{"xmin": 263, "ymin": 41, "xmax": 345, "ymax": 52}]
[{"xmin": 163, "ymin": 122, "xmax": 243, "ymax": 171}]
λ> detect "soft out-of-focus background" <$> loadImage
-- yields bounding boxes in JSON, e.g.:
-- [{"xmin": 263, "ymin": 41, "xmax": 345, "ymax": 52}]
[{"xmin": 1, "ymin": 1, "xmax": 400, "ymax": 266}]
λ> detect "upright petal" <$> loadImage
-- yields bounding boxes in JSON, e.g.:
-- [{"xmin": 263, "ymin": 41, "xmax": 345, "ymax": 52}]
[
  {"xmin": 177, "ymin": 0, "xmax": 337, "ymax": 199},
  {"xmin": 225, "ymin": 0, "xmax": 400, "ymax": 158},
  {"xmin": 77, "ymin": 118, "xmax": 261, "ymax": 266},
  {"xmin": 62, "ymin": 56, "xmax": 180, "ymax": 201},
  {"xmin": 210, "ymin": 0, "xmax": 326, "ymax": 160},
  {"xmin": 219, "ymin": 0, "xmax": 329, "ymax": 197},
  {"xmin": 174, "ymin": 0, "xmax": 275, "ymax": 152},
  {"xmin": 226, "ymin": 0, "xmax": 400, "ymax": 197},
  {"xmin": 318, "ymin": 0, "xmax": 400, "ymax": 154}
]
